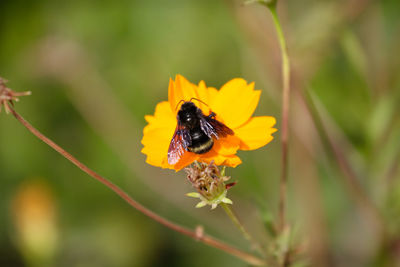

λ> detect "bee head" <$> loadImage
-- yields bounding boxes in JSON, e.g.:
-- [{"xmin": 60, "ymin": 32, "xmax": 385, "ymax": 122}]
[{"xmin": 178, "ymin": 101, "xmax": 198, "ymax": 127}]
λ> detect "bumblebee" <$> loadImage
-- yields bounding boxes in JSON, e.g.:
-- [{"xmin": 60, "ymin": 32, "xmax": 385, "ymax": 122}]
[{"xmin": 168, "ymin": 100, "xmax": 234, "ymax": 165}]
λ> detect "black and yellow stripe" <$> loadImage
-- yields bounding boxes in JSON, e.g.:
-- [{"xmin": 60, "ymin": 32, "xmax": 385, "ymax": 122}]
[{"xmin": 188, "ymin": 138, "xmax": 213, "ymax": 154}]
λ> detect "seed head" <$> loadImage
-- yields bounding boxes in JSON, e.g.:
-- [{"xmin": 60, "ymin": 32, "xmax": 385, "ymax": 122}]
[{"xmin": 185, "ymin": 161, "xmax": 236, "ymax": 209}]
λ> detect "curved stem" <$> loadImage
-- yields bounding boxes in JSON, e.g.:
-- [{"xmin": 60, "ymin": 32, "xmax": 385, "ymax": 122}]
[
  {"xmin": 220, "ymin": 203, "xmax": 264, "ymax": 255},
  {"xmin": 267, "ymin": 3, "xmax": 291, "ymax": 232},
  {"xmin": 7, "ymin": 105, "xmax": 266, "ymax": 267}
]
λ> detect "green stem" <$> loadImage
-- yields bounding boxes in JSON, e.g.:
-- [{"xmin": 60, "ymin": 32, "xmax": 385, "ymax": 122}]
[
  {"xmin": 267, "ymin": 3, "xmax": 291, "ymax": 232},
  {"xmin": 221, "ymin": 203, "xmax": 264, "ymax": 255}
]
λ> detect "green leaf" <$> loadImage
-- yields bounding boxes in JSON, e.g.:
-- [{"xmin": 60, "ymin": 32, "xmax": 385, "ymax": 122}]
[
  {"xmin": 195, "ymin": 201, "xmax": 207, "ymax": 208},
  {"xmin": 186, "ymin": 192, "xmax": 201, "ymax": 198}
]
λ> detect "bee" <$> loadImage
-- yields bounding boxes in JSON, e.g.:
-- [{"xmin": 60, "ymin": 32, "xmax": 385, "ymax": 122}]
[{"xmin": 168, "ymin": 99, "xmax": 234, "ymax": 165}]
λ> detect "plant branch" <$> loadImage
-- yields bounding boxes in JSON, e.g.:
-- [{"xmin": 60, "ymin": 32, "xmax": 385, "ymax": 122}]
[
  {"xmin": 5, "ymin": 103, "xmax": 266, "ymax": 266},
  {"xmin": 266, "ymin": 3, "xmax": 291, "ymax": 232},
  {"xmin": 220, "ymin": 203, "xmax": 264, "ymax": 255}
]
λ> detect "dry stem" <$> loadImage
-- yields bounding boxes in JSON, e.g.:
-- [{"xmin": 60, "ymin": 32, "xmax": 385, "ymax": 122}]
[{"xmin": 4, "ymin": 102, "xmax": 265, "ymax": 266}]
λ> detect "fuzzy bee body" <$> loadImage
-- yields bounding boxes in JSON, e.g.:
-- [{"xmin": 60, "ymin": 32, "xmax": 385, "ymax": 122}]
[
  {"xmin": 168, "ymin": 101, "xmax": 234, "ymax": 165},
  {"xmin": 187, "ymin": 130, "xmax": 214, "ymax": 154},
  {"xmin": 177, "ymin": 102, "xmax": 213, "ymax": 154}
]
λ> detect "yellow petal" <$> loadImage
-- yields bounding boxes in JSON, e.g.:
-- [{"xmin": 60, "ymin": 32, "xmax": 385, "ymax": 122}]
[
  {"xmin": 199, "ymin": 152, "xmax": 242, "ymax": 168},
  {"xmin": 195, "ymin": 80, "xmax": 218, "ymax": 114},
  {"xmin": 144, "ymin": 101, "xmax": 175, "ymax": 133},
  {"xmin": 210, "ymin": 79, "xmax": 261, "ymax": 129},
  {"xmin": 199, "ymin": 140, "xmax": 242, "ymax": 167},
  {"xmin": 235, "ymin": 116, "xmax": 277, "ymax": 150},
  {"xmin": 172, "ymin": 152, "xmax": 199, "ymax": 171},
  {"xmin": 168, "ymin": 75, "xmax": 218, "ymax": 115},
  {"xmin": 211, "ymin": 135, "xmax": 240, "ymax": 156},
  {"xmin": 168, "ymin": 75, "xmax": 198, "ymax": 113},
  {"xmin": 222, "ymin": 155, "xmax": 242, "ymax": 167},
  {"xmin": 141, "ymin": 102, "xmax": 176, "ymax": 169},
  {"xmin": 141, "ymin": 127, "xmax": 173, "ymax": 169}
]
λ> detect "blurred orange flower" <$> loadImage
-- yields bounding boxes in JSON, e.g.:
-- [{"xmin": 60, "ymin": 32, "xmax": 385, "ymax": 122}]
[{"xmin": 141, "ymin": 75, "xmax": 277, "ymax": 171}]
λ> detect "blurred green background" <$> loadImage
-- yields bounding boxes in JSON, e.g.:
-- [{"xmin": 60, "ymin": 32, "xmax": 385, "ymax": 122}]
[{"xmin": 0, "ymin": 0, "xmax": 400, "ymax": 266}]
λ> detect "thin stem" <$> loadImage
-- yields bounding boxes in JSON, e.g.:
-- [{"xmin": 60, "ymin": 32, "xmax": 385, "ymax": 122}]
[
  {"xmin": 267, "ymin": 4, "xmax": 291, "ymax": 231},
  {"xmin": 220, "ymin": 203, "xmax": 264, "ymax": 255},
  {"xmin": 6, "ymin": 105, "xmax": 266, "ymax": 267}
]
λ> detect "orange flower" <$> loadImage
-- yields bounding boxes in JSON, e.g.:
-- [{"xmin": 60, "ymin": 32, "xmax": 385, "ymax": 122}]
[{"xmin": 141, "ymin": 75, "xmax": 277, "ymax": 171}]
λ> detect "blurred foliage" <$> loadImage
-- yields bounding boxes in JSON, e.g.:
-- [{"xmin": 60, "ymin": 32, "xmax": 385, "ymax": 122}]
[{"xmin": 0, "ymin": 0, "xmax": 400, "ymax": 266}]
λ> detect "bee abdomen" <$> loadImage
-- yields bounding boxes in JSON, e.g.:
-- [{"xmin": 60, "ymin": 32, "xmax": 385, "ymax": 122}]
[{"xmin": 188, "ymin": 131, "xmax": 213, "ymax": 154}]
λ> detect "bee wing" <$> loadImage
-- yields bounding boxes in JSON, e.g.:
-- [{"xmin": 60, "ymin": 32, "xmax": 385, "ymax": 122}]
[
  {"xmin": 167, "ymin": 123, "xmax": 191, "ymax": 165},
  {"xmin": 200, "ymin": 115, "xmax": 234, "ymax": 139}
]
